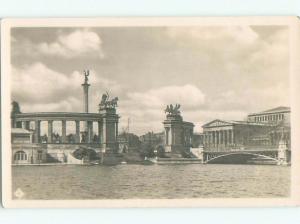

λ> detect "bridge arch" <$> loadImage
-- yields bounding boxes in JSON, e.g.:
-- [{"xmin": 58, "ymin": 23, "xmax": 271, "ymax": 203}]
[
  {"xmin": 205, "ymin": 152, "xmax": 278, "ymax": 164},
  {"xmin": 72, "ymin": 146, "xmax": 99, "ymax": 161}
]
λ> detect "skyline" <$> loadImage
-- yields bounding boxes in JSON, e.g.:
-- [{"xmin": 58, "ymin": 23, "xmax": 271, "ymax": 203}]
[{"xmin": 11, "ymin": 26, "xmax": 290, "ymax": 135}]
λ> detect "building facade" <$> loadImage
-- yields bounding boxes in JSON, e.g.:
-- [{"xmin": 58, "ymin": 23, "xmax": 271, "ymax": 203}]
[
  {"xmin": 202, "ymin": 106, "xmax": 291, "ymax": 152},
  {"xmin": 247, "ymin": 106, "xmax": 290, "ymax": 125}
]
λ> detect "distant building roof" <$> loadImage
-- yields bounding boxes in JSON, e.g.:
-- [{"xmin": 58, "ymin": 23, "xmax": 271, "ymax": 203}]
[
  {"xmin": 11, "ymin": 128, "xmax": 32, "ymax": 134},
  {"xmin": 248, "ymin": 106, "xmax": 290, "ymax": 116},
  {"xmin": 202, "ymin": 119, "xmax": 275, "ymax": 128}
]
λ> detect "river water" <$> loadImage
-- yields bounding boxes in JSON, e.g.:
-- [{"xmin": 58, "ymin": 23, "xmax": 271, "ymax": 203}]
[{"xmin": 12, "ymin": 164, "xmax": 290, "ymax": 199}]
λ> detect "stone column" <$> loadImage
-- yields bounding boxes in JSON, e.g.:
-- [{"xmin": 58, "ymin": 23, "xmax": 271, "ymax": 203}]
[
  {"xmin": 115, "ymin": 121, "xmax": 119, "ymax": 140},
  {"xmin": 227, "ymin": 130, "xmax": 230, "ymax": 146},
  {"xmin": 219, "ymin": 131, "xmax": 222, "ymax": 150},
  {"xmin": 169, "ymin": 127, "xmax": 173, "ymax": 145},
  {"xmin": 34, "ymin": 120, "xmax": 41, "ymax": 143},
  {"xmin": 75, "ymin": 120, "xmax": 80, "ymax": 143},
  {"xmin": 102, "ymin": 118, "xmax": 106, "ymax": 149},
  {"xmin": 21, "ymin": 121, "xmax": 27, "ymax": 129},
  {"xmin": 62, "ymin": 120, "xmax": 66, "ymax": 143},
  {"xmin": 231, "ymin": 129, "xmax": 234, "ymax": 145},
  {"xmin": 98, "ymin": 121, "xmax": 102, "ymax": 143},
  {"xmin": 48, "ymin": 120, "xmax": 53, "ymax": 143},
  {"xmin": 87, "ymin": 121, "xmax": 93, "ymax": 143},
  {"xmin": 165, "ymin": 127, "xmax": 169, "ymax": 145}
]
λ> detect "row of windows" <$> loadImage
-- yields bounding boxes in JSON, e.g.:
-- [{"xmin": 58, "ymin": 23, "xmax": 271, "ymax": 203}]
[
  {"xmin": 253, "ymin": 113, "xmax": 284, "ymax": 122},
  {"xmin": 14, "ymin": 151, "xmax": 43, "ymax": 161}
]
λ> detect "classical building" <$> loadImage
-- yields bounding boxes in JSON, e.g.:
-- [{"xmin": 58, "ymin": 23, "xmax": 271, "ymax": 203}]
[
  {"xmin": 11, "ymin": 71, "xmax": 120, "ymax": 165},
  {"xmin": 202, "ymin": 106, "xmax": 291, "ymax": 152}
]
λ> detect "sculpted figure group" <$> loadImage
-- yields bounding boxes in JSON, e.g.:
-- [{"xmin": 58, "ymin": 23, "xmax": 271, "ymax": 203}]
[
  {"xmin": 165, "ymin": 104, "xmax": 181, "ymax": 116},
  {"xmin": 99, "ymin": 91, "xmax": 119, "ymax": 109}
]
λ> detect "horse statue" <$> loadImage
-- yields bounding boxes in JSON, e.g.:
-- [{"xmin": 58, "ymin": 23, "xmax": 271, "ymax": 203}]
[
  {"xmin": 165, "ymin": 103, "xmax": 181, "ymax": 115},
  {"xmin": 99, "ymin": 92, "xmax": 119, "ymax": 109},
  {"xmin": 110, "ymin": 97, "xmax": 119, "ymax": 108},
  {"xmin": 100, "ymin": 92, "xmax": 109, "ymax": 106}
]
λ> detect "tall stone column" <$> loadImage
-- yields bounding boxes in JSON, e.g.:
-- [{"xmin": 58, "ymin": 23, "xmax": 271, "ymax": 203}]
[
  {"xmin": 34, "ymin": 120, "xmax": 41, "ymax": 143},
  {"xmin": 75, "ymin": 120, "xmax": 80, "ymax": 143},
  {"xmin": 82, "ymin": 72, "xmax": 90, "ymax": 132},
  {"xmin": 231, "ymin": 129, "xmax": 235, "ymax": 145},
  {"xmin": 48, "ymin": 120, "xmax": 53, "ymax": 143},
  {"xmin": 62, "ymin": 120, "xmax": 66, "ymax": 143}
]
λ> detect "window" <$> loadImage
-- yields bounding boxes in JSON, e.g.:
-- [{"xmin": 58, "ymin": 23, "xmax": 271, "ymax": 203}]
[{"xmin": 14, "ymin": 151, "xmax": 27, "ymax": 161}]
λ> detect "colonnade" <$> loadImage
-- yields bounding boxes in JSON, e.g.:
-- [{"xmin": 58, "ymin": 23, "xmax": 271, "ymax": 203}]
[
  {"xmin": 17, "ymin": 119, "xmax": 118, "ymax": 144},
  {"xmin": 203, "ymin": 129, "xmax": 234, "ymax": 149}
]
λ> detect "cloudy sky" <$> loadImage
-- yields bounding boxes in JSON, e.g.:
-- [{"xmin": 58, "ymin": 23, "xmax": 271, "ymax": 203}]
[{"xmin": 11, "ymin": 26, "xmax": 289, "ymax": 135}]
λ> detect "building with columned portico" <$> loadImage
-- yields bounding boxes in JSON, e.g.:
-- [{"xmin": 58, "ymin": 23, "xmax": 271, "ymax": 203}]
[{"xmin": 202, "ymin": 106, "xmax": 291, "ymax": 152}]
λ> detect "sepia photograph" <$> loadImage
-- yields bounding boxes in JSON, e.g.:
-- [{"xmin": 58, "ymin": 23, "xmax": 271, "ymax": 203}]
[{"xmin": 1, "ymin": 17, "xmax": 300, "ymax": 207}]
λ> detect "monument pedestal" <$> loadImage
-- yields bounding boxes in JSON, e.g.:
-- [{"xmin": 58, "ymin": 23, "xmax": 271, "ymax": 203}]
[
  {"xmin": 99, "ymin": 107, "xmax": 120, "ymax": 164},
  {"xmin": 163, "ymin": 113, "xmax": 194, "ymax": 158}
]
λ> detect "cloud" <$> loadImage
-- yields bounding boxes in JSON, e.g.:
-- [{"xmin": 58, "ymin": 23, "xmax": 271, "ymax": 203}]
[
  {"xmin": 14, "ymin": 29, "xmax": 104, "ymax": 59},
  {"xmin": 12, "ymin": 62, "xmax": 122, "ymax": 113},
  {"xmin": 11, "ymin": 26, "xmax": 290, "ymax": 135},
  {"xmin": 126, "ymin": 84, "xmax": 205, "ymax": 109},
  {"xmin": 37, "ymin": 29, "xmax": 103, "ymax": 58}
]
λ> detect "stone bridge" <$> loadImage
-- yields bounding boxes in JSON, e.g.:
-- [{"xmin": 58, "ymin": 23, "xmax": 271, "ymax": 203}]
[{"xmin": 203, "ymin": 148, "xmax": 291, "ymax": 165}]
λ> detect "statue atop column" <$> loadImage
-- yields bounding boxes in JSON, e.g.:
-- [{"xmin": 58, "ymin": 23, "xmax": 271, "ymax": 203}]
[
  {"xmin": 99, "ymin": 91, "xmax": 119, "ymax": 110},
  {"xmin": 83, "ymin": 69, "xmax": 89, "ymax": 84}
]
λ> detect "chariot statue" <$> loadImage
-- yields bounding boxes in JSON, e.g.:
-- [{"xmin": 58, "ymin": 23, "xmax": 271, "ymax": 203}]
[
  {"xmin": 99, "ymin": 91, "xmax": 119, "ymax": 110},
  {"xmin": 165, "ymin": 104, "xmax": 181, "ymax": 116}
]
